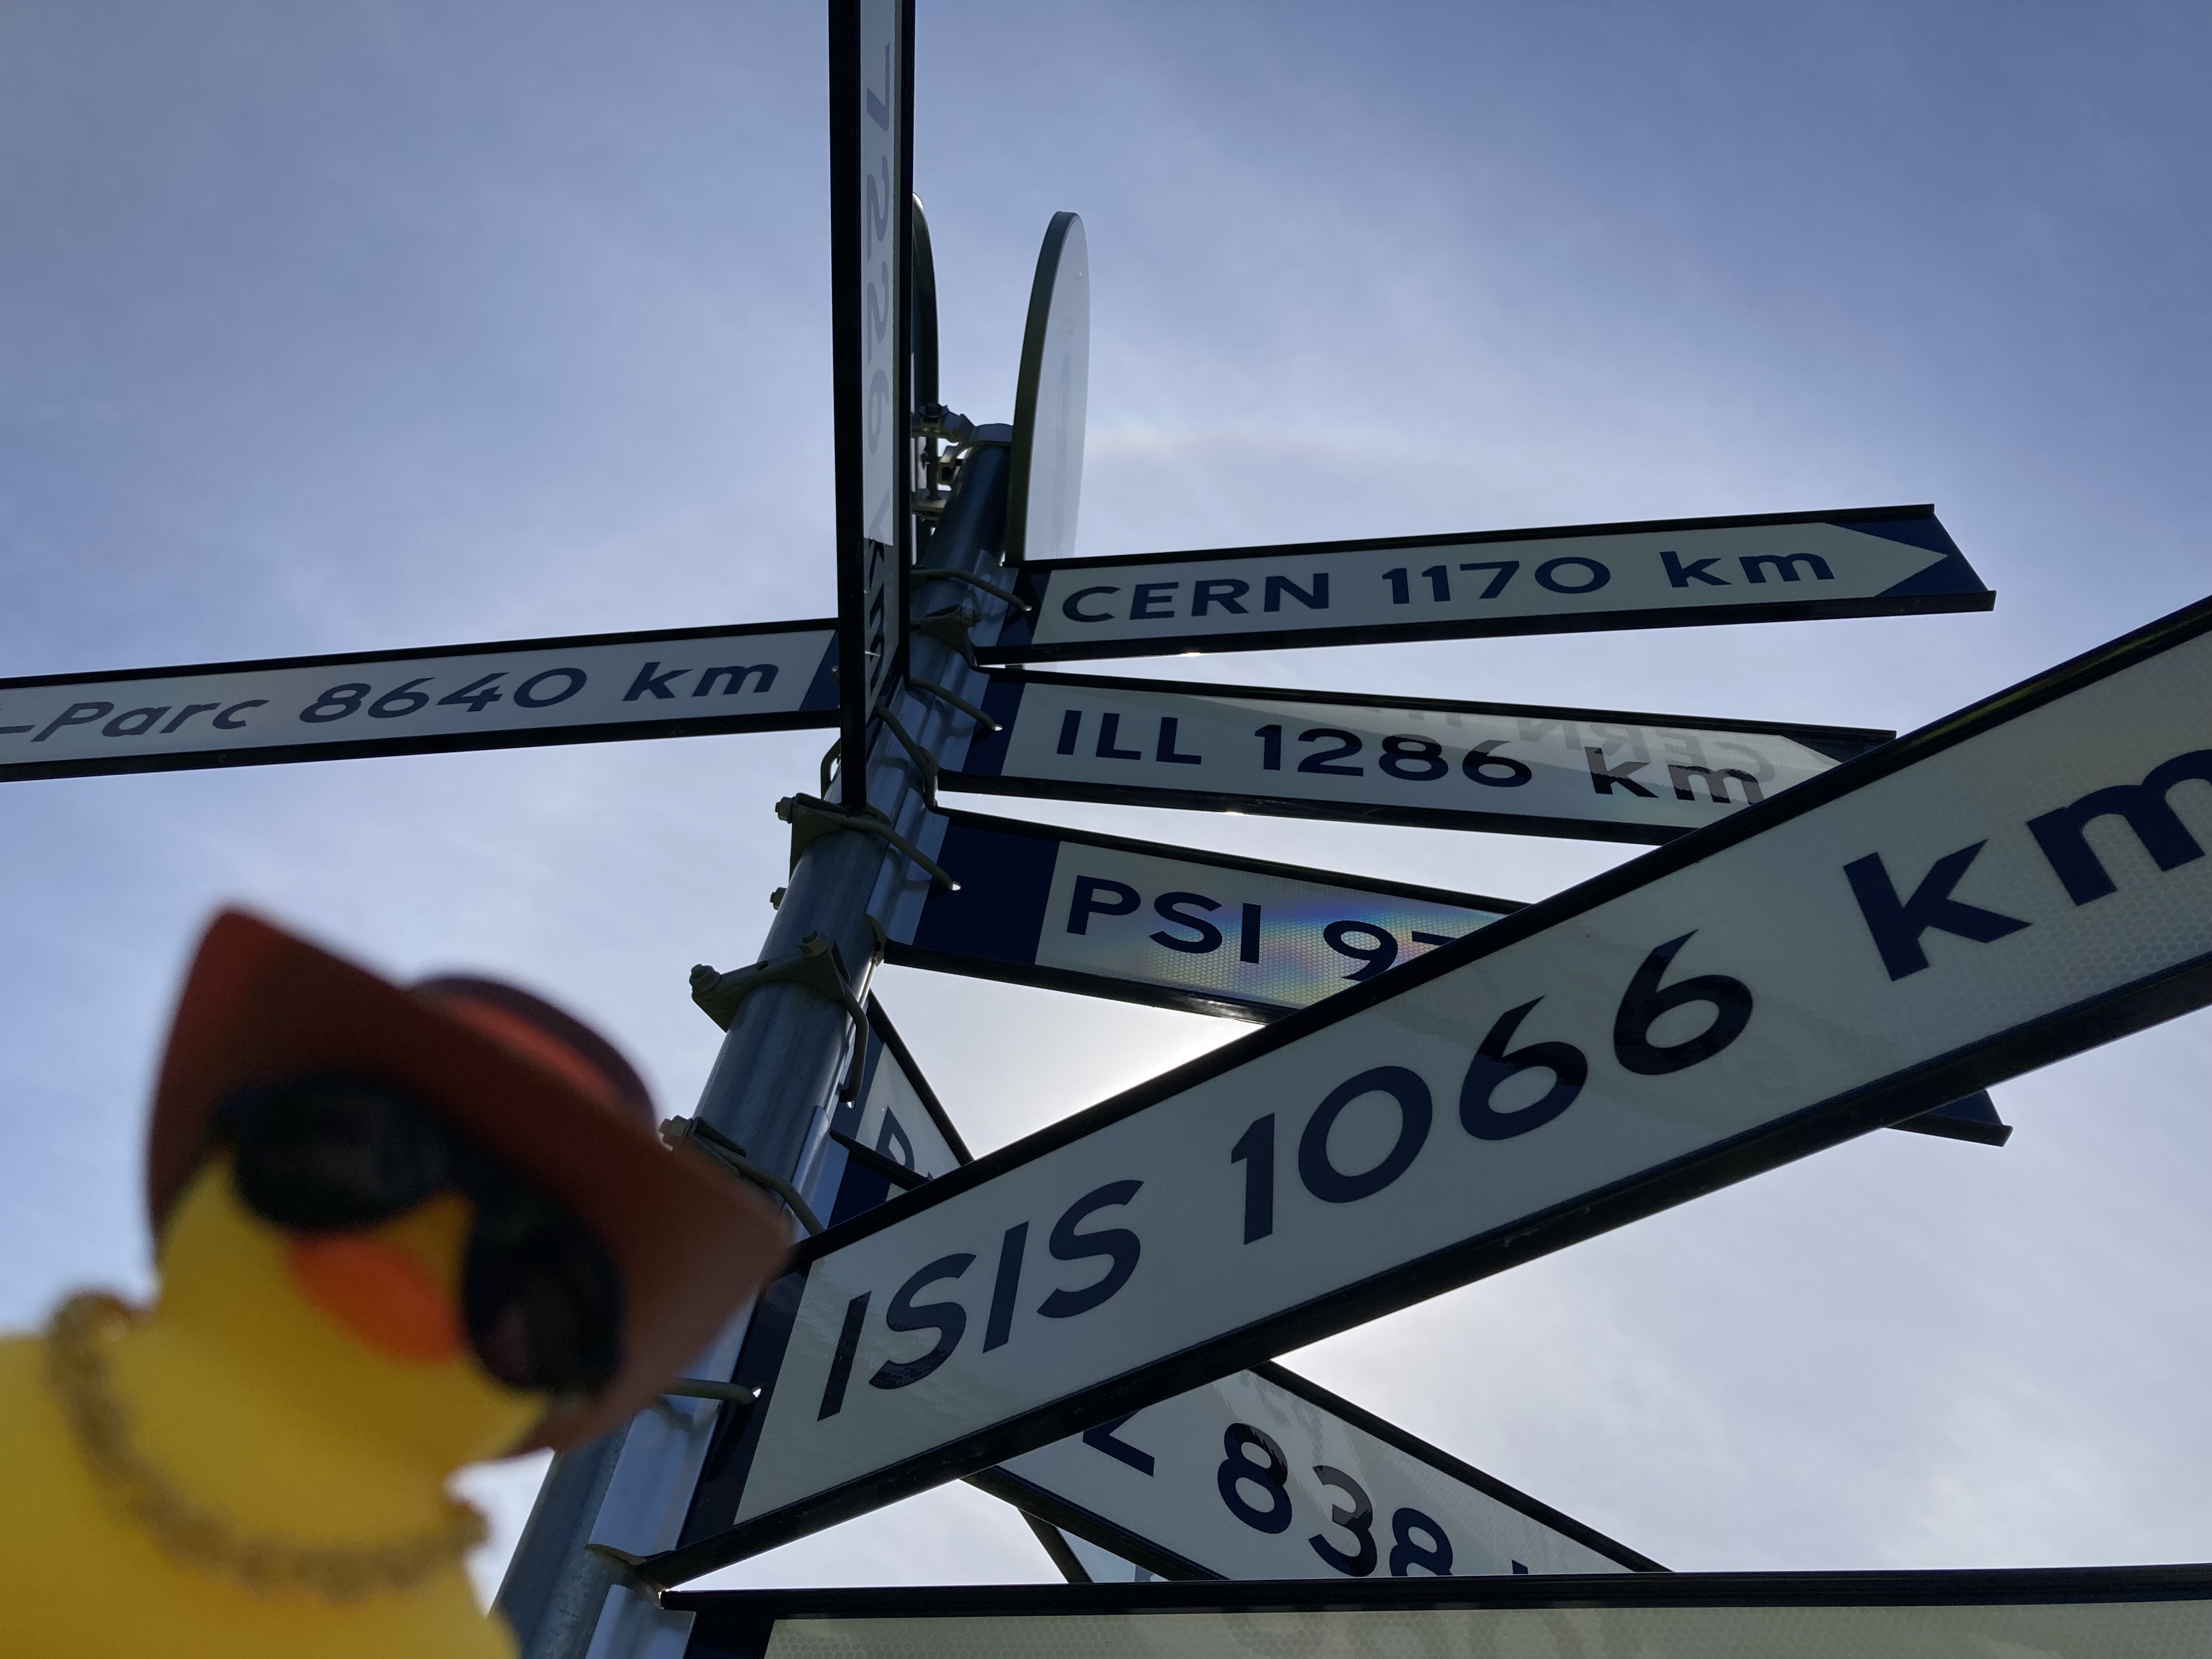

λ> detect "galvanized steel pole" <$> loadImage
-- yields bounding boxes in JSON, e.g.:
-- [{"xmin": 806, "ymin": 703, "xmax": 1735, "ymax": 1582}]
[{"xmin": 496, "ymin": 436, "xmax": 1012, "ymax": 1659}]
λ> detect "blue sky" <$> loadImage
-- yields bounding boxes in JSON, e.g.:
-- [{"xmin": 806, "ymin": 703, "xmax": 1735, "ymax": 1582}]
[{"xmin": 1, "ymin": 1, "xmax": 2207, "ymax": 1598}]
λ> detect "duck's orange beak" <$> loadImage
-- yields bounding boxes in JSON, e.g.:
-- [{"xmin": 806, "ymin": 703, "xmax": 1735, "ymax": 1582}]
[{"xmin": 287, "ymin": 1233, "xmax": 462, "ymax": 1364}]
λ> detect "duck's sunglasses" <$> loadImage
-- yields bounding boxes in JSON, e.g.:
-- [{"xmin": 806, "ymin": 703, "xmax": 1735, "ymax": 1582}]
[{"xmin": 214, "ymin": 1074, "xmax": 622, "ymax": 1397}]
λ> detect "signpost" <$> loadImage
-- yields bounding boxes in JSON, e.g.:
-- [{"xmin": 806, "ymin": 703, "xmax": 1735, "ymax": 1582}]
[
  {"xmin": 830, "ymin": 0, "xmax": 915, "ymax": 809},
  {"xmin": 18, "ymin": 7, "xmax": 2193, "ymax": 1651},
  {"xmin": 949, "ymin": 670, "xmax": 1891, "ymax": 844},
  {"xmin": 985, "ymin": 505, "xmax": 1991, "ymax": 663},
  {"xmin": 663, "ymin": 1564, "xmax": 2212, "ymax": 1658},
  {"xmin": 640, "ymin": 592, "xmax": 2212, "ymax": 1583},
  {"xmin": 894, "ymin": 809, "xmax": 1516, "ymax": 1019},
  {"xmin": 0, "ymin": 620, "xmax": 837, "ymax": 782}
]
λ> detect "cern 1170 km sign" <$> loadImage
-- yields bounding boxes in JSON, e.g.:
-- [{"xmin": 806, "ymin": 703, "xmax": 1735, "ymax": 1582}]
[{"xmin": 986, "ymin": 504, "xmax": 1989, "ymax": 663}]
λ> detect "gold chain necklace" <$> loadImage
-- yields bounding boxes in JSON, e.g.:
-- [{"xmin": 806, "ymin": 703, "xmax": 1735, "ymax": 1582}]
[{"xmin": 44, "ymin": 1291, "xmax": 488, "ymax": 1604}]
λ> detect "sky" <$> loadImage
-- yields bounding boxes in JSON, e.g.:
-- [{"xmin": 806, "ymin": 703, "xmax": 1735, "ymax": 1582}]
[{"xmin": 1, "ymin": 0, "xmax": 2208, "ymax": 1606}]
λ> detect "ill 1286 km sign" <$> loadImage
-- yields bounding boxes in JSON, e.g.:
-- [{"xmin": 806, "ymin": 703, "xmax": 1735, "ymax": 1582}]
[{"xmin": 950, "ymin": 671, "xmax": 1889, "ymax": 844}]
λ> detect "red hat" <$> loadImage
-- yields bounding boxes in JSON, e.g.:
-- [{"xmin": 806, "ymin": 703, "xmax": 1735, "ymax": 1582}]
[{"xmin": 148, "ymin": 910, "xmax": 788, "ymax": 1451}]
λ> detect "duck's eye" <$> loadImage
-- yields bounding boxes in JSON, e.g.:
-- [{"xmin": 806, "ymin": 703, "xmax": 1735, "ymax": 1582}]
[
  {"xmin": 219, "ymin": 1075, "xmax": 450, "ymax": 1232},
  {"xmin": 463, "ymin": 1195, "xmax": 623, "ymax": 1396}
]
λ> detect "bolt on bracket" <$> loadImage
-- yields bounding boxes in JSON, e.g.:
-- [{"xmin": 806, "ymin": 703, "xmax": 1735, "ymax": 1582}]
[
  {"xmin": 775, "ymin": 792, "xmax": 957, "ymax": 890},
  {"xmin": 689, "ymin": 930, "xmax": 867, "ymax": 1031},
  {"xmin": 659, "ymin": 1111, "xmax": 825, "ymax": 1235},
  {"xmin": 909, "ymin": 565, "xmax": 1030, "ymax": 612},
  {"xmin": 907, "ymin": 679, "xmax": 998, "ymax": 734},
  {"xmin": 910, "ymin": 604, "xmax": 981, "ymax": 668}
]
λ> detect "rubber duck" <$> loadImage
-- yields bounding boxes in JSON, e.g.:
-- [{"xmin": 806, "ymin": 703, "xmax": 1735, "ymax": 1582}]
[{"xmin": 0, "ymin": 911, "xmax": 787, "ymax": 1657}]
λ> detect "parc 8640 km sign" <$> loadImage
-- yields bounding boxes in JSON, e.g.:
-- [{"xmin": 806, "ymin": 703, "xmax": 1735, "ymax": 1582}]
[
  {"xmin": 646, "ymin": 593, "xmax": 2212, "ymax": 1582},
  {"xmin": 0, "ymin": 622, "xmax": 839, "ymax": 782}
]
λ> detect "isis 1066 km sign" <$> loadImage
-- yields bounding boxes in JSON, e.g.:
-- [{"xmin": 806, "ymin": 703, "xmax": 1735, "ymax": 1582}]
[
  {"xmin": 641, "ymin": 591, "xmax": 2212, "ymax": 1584},
  {"xmin": 755, "ymin": 1012, "xmax": 1658, "ymax": 1587}
]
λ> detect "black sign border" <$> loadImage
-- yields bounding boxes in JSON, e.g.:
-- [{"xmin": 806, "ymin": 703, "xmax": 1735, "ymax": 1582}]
[
  {"xmin": 668, "ymin": 1561, "xmax": 2212, "ymax": 1658},
  {"xmin": 645, "ymin": 591, "xmax": 2212, "ymax": 1585},
  {"xmin": 988, "ymin": 503, "xmax": 1993, "ymax": 663}
]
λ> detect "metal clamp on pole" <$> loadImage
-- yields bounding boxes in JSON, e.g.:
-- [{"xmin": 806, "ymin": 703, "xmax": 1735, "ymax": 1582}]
[
  {"xmin": 775, "ymin": 793, "xmax": 958, "ymax": 890},
  {"xmin": 909, "ymin": 565, "xmax": 1030, "ymax": 612},
  {"xmin": 909, "ymin": 603, "xmax": 981, "ymax": 668},
  {"xmin": 661, "ymin": 1377, "xmax": 757, "ymax": 1404},
  {"xmin": 913, "ymin": 407, "xmax": 1009, "ymax": 521},
  {"xmin": 907, "ymin": 678, "xmax": 998, "ymax": 734},
  {"xmin": 689, "ymin": 932, "xmax": 867, "ymax": 1031},
  {"xmin": 875, "ymin": 707, "xmax": 940, "ymax": 803},
  {"xmin": 658, "ymin": 1114, "xmax": 824, "ymax": 1235}
]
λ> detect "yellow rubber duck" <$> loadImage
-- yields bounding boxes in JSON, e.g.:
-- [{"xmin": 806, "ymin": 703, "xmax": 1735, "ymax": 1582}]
[{"xmin": 0, "ymin": 911, "xmax": 787, "ymax": 1657}]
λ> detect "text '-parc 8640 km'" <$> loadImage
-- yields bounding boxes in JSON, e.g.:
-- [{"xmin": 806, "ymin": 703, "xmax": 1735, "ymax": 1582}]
[{"xmin": 0, "ymin": 622, "xmax": 839, "ymax": 782}]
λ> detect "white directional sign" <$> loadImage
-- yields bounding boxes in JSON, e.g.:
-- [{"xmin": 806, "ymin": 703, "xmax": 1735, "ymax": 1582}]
[
  {"xmin": 663, "ymin": 1564, "xmax": 2212, "ymax": 1658},
  {"xmin": 895, "ymin": 810, "xmax": 1516, "ymax": 1019},
  {"xmin": 950, "ymin": 670, "xmax": 1889, "ymax": 845},
  {"xmin": 641, "ymin": 591, "xmax": 2212, "ymax": 1583},
  {"xmin": 0, "ymin": 620, "xmax": 839, "ymax": 783},
  {"xmin": 986, "ymin": 505, "xmax": 1991, "ymax": 662},
  {"xmin": 1004, "ymin": 212, "xmax": 1089, "ymax": 565},
  {"xmin": 830, "ymin": 0, "xmax": 914, "ymax": 808},
  {"xmin": 975, "ymin": 1360, "xmax": 1659, "ymax": 1581}
]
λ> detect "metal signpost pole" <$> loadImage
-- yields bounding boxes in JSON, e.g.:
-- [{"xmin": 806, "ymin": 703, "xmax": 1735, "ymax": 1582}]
[{"xmin": 496, "ymin": 442, "xmax": 1012, "ymax": 1659}]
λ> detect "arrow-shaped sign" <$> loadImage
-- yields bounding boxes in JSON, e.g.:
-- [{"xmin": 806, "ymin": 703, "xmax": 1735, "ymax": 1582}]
[
  {"xmin": 644, "ymin": 591, "xmax": 2212, "ymax": 1583},
  {"xmin": 985, "ymin": 505, "xmax": 1990, "ymax": 664},
  {"xmin": 949, "ymin": 670, "xmax": 1889, "ymax": 844},
  {"xmin": 975, "ymin": 1360, "xmax": 1661, "ymax": 1582},
  {"xmin": 894, "ymin": 809, "xmax": 1515, "ymax": 1020},
  {"xmin": 0, "ymin": 620, "xmax": 838, "ymax": 783},
  {"xmin": 776, "ymin": 1000, "xmax": 1661, "ymax": 1586}
]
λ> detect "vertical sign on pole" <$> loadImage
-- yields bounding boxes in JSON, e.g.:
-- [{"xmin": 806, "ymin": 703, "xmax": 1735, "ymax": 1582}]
[
  {"xmin": 830, "ymin": 0, "xmax": 915, "ymax": 810},
  {"xmin": 1003, "ymin": 212, "xmax": 1090, "ymax": 563}
]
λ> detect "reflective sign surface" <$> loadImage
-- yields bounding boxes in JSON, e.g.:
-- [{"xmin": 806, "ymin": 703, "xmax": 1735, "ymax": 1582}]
[
  {"xmin": 990, "ymin": 505, "xmax": 1990, "ymax": 662},
  {"xmin": 952, "ymin": 671, "xmax": 1889, "ymax": 844}
]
